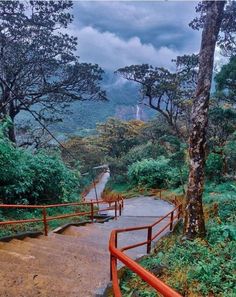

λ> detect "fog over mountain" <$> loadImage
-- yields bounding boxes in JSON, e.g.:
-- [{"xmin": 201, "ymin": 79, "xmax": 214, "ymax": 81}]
[{"xmin": 55, "ymin": 71, "xmax": 156, "ymax": 136}]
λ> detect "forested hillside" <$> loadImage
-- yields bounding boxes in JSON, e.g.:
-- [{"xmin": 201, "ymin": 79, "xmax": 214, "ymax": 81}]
[{"xmin": 17, "ymin": 71, "xmax": 156, "ymax": 137}]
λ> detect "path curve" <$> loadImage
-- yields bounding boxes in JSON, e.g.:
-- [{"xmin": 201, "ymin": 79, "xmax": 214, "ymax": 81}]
[{"xmin": 84, "ymin": 171, "xmax": 110, "ymax": 202}]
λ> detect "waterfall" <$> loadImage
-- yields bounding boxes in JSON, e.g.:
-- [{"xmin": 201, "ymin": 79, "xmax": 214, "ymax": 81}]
[{"xmin": 136, "ymin": 104, "xmax": 141, "ymax": 120}]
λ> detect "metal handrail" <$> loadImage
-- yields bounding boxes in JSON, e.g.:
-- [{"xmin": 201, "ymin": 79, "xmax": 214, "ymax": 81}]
[
  {"xmin": 0, "ymin": 199, "xmax": 112, "ymax": 209},
  {"xmin": 0, "ymin": 196, "xmax": 124, "ymax": 236},
  {"xmin": 109, "ymin": 203, "xmax": 183, "ymax": 297}
]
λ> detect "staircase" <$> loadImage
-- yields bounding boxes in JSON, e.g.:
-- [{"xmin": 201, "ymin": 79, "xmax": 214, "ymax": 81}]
[
  {"xmin": 0, "ymin": 197, "xmax": 173, "ymax": 297},
  {"xmin": 0, "ymin": 225, "xmax": 110, "ymax": 297}
]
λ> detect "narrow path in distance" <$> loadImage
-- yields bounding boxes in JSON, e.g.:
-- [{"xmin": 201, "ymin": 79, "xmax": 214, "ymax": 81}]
[{"xmin": 84, "ymin": 171, "xmax": 110, "ymax": 202}]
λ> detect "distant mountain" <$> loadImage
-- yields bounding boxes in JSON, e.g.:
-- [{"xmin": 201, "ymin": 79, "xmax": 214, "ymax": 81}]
[
  {"xmin": 16, "ymin": 70, "xmax": 218, "ymax": 139},
  {"xmin": 54, "ymin": 71, "xmax": 156, "ymax": 136}
]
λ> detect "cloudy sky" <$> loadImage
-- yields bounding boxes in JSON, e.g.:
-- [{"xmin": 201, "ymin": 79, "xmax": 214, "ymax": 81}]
[{"xmin": 69, "ymin": 1, "xmax": 201, "ymax": 71}]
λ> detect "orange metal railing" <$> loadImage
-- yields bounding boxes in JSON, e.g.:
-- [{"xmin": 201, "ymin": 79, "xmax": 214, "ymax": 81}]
[
  {"xmin": 109, "ymin": 203, "xmax": 183, "ymax": 297},
  {"xmin": 0, "ymin": 197, "xmax": 124, "ymax": 236}
]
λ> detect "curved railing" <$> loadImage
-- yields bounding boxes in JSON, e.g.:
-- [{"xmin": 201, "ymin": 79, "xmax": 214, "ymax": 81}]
[
  {"xmin": 109, "ymin": 203, "xmax": 183, "ymax": 297},
  {"xmin": 0, "ymin": 197, "xmax": 124, "ymax": 236}
]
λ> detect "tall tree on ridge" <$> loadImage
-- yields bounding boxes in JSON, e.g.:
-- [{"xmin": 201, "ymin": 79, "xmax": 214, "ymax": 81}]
[{"xmin": 184, "ymin": 1, "xmax": 226, "ymax": 239}]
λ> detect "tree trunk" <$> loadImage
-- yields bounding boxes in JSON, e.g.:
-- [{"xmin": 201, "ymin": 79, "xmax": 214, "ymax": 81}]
[
  {"xmin": 0, "ymin": 84, "xmax": 17, "ymax": 142},
  {"xmin": 8, "ymin": 100, "xmax": 17, "ymax": 143},
  {"xmin": 184, "ymin": 1, "xmax": 226, "ymax": 239}
]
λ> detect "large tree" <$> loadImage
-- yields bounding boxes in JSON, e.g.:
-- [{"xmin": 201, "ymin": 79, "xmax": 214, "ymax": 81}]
[
  {"xmin": 96, "ymin": 118, "xmax": 143, "ymax": 159},
  {"xmin": 116, "ymin": 55, "xmax": 198, "ymax": 138},
  {"xmin": 190, "ymin": 0, "xmax": 236, "ymax": 57},
  {"xmin": 184, "ymin": 1, "xmax": 226, "ymax": 239},
  {"xmin": 0, "ymin": 1, "xmax": 106, "ymax": 142}
]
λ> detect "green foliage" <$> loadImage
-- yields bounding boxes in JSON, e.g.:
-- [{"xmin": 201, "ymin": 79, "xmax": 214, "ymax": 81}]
[
  {"xmin": 96, "ymin": 118, "xmax": 143, "ymax": 158},
  {"xmin": 121, "ymin": 182, "xmax": 236, "ymax": 297},
  {"xmin": 224, "ymin": 139, "xmax": 236, "ymax": 175},
  {"xmin": 62, "ymin": 136, "xmax": 105, "ymax": 173},
  {"xmin": 124, "ymin": 142, "xmax": 167, "ymax": 165},
  {"xmin": 0, "ymin": 133, "xmax": 80, "ymax": 205},
  {"xmin": 205, "ymin": 152, "xmax": 224, "ymax": 181},
  {"xmin": 108, "ymin": 157, "xmax": 128, "ymax": 183},
  {"xmin": 158, "ymin": 236, "xmax": 236, "ymax": 296},
  {"xmin": 116, "ymin": 59, "xmax": 196, "ymax": 135},
  {"xmin": 208, "ymin": 107, "xmax": 236, "ymax": 148},
  {"xmin": 166, "ymin": 165, "xmax": 188, "ymax": 188},
  {"xmin": 128, "ymin": 157, "xmax": 170, "ymax": 188},
  {"xmin": 215, "ymin": 56, "xmax": 236, "ymax": 100},
  {"xmin": 0, "ymin": 1, "xmax": 106, "ymax": 141},
  {"xmin": 127, "ymin": 150, "xmax": 188, "ymax": 189}
]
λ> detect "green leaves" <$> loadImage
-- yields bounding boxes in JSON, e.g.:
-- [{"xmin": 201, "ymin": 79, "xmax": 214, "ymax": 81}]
[
  {"xmin": 128, "ymin": 157, "xmax": 170, "ymax": 188},
  {"xmin": 121, "ymin": 182, "xmax": 236, "ymax": 296},
  {"xmin": 0, "ymin": 133, "xmax": 79, "ymax": 204},
  {"xmin": 205, "ymin": 152, "xmax": 224, "ymax": 181}
]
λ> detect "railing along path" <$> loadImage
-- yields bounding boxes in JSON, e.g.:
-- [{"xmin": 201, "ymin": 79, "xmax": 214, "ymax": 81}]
[
  {"xmin": 0, "ymin": 193, "xmax": 183, "ymax": 297},
  {"xmin": 109, "ymin": 202, "xmax": 183, "ymax": 297},
  {"xmin": 0, "ymin": 197, "xmax": 124, "ymax": 236}
]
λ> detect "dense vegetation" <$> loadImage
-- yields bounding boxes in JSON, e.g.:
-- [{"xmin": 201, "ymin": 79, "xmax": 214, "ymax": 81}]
[
  {"xmin": 0, "ymin": 120, "xmax": 83, "ymax": 237},
  {"xmin": 121, "ymin": 182, "xmax": 236, "ymax": 297},
  {"xmin": 61, "ymin": 52, "xmax": 236, "ymax": 296},
  {"xmin": 65, "ymin": 101, "xmax": 236, "ymax": 193},
  {"xmin": 0, "ymin": 121, "xmax": 80, "ymax": 206}
]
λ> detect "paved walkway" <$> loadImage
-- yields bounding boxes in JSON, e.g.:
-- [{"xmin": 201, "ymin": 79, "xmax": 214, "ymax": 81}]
[
  {"xmin": 84, "ymin": 171, "xmax": 110, "ymax": 202},
  {"xmin": 61, "ymin": 196, "xmax": 173, "ymax": 294}
]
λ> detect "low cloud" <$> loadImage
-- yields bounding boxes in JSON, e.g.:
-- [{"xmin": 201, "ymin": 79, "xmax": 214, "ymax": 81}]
[
  {"xmin": 72, "ymin": 25, "xmax": 187, "ymax": 71},
  {"xmin": 74, "ymin": 1, "xmax": 200, "ymax": 50}
]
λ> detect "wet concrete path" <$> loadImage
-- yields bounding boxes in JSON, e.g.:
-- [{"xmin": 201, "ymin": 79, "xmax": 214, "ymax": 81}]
[
  {"xmin": 59, "ymin": 195, "xmax": 174, "ymax": 296},
  {"xmin": 84, "ymin": 171, "xmax": 110, "ymax": 202}
]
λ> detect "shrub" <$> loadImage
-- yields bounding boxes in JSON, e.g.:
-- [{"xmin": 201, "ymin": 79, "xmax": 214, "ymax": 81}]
[
  {"xmin": 0, "ymin": 136, "xmax": 80, "ymax": 205},
  {"xmin": 128, "ymin": 157, "xmax": 170, "ymax": 188},
  {"xmin": 121, "ymin": 182, "xmax": 236, "ymax": 297},
  {"xmin": 166, "ymin": 165, "xmax": 188, "ymax": 188},
  {"xmin": 124, "ymin": 142, "xmax": 167, "ymax": 165},
  {"xmin": 224, "ymin": 140, "xmax": 236, "ymax": 175},
  {"xmin": 206, "ymin": 152, "xmax": 224, "ymax": 181}
]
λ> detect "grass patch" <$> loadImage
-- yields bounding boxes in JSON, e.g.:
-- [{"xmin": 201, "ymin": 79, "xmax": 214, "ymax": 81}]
[{"xmin": 106, "ymin": 180, "xmax": 165, "ymax": 199}]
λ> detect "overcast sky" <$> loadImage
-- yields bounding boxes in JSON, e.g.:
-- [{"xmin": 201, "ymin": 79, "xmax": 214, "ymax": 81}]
[{"xmin": 68, "ymin": 1, "xmax": 202, "ymax": 72}]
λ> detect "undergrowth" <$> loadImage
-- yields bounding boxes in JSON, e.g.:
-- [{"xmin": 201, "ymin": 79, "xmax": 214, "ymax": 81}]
[
  {"xmin": 120, "ymin": 181, "xmax": 236, "ymax": 297},
  {"xmin": 105, "ymin": 180, "xmax": 167, "ymax": 199}
]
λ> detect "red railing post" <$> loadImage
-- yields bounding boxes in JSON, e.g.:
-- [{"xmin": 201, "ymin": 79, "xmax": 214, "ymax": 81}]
[
  {"xmin": 119, "ymin": 202, "xmax": 122, "ymax": 216},
  {"xmin": 110, "ymin": 232, "xmax": 118, "ymax": 280},
  {"xmin": 115, "ymin": 201, "xmax": 117, "ymax": 219},
  {"xmin": 42, "ymin": 207, "xmax": 48, "ymax": 236},
  {"xmin": 147, "ymin": 226, "xmax": 152, "ymax": 254},
  {"xmin": 170, "ymin": 211, "xmax": 174, "ymax": 231},
  {"xmin": 110, "ymin": 254, "xmax": 113, "ymax": 281},
  {"xmin": 91, "ymin": 200, "xmax": 94, "ymax": 222}
]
